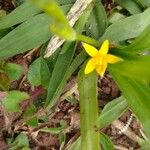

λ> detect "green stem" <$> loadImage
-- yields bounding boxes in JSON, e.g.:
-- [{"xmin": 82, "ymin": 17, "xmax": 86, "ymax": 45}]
[
  {"xmin": 76, "ymin": 33, "xmax": 100, "ymax": 48},
  {"xmin": 78, "ymin": 65, "xmax": 100, "ymax": 150}
]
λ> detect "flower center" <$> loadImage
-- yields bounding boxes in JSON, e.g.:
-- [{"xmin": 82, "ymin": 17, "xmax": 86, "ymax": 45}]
[{"xmin": 93, "ymin": 55, "xmax": 104, "ymax": 66}]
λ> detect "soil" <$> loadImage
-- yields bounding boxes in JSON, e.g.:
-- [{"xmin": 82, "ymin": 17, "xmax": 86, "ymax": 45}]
[
  {"xmin": 0, "ymin": 0, "xmax": 144, "ymax": 150},
  {"xmin": 0, "ymin": 0, "xmax": 14, "ymax": 12}
]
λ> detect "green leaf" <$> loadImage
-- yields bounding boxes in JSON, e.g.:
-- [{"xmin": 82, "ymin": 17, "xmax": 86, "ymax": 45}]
[
  {"xmin": 26, "ymin": 117, "xmax": 38, "ymax": 127},
  {"xmin": 28, "ymin": 57, "xmax": 50, "ymax": 88},
  {"xmin": 100, "ymin": 96, "xmax": 128, "ymax": 128},
  {"xmin": 138, "ymin": 139, "xmax": 150, "ymax": 150},
  {"xmin": 109, "ymin": 11, "xmax": 126, "ymax": 24},
  {"xmin": 0, "ymin": 28, "xmax": 12, "ymax": 39},
  {"xmin": 0, "ymin": 2, "xmax": 40, "ymax": 30},
  {"xmin": 23, "ymin": 104, "xmax": 37, "ymax": 117},
  {"xmin": 45, "ymin": 7, "xmax": 92, "ymax": 109},
  {"xmin": 109, "ymin": 56, "xmax": 150, "ymax": 82},
  {"xmin": 136, "ymin": 0, "xmax": 150, "ymax": 7},
  {"xmin": 40, "ymin": 126, "xmax": 64, "ymax": 134},
  {"xmin": 2, "ymin": 91, "xmax": 29, "ymax": 112},
  {"xmin": 114, "ymin": 0, "xmax": 142, "ymax": 14},
  {"xmin": 0, "ymin": 14, "xmax": 51, "ymax": 59},
  {"xmin": 67, "ymin": 137, "xmax": 81, "ymax": 150},
  {"xmin": 86, "ymin": 0, "xmax": 107, "ymax": 39},
  {"xmin": 120, "ymin": 24, "xmax": 150, "ymax": 53},
  {"xmin": 46, "ymin": 51, "xmax": 87, "ymax": 111},
  {"xmin": 56, "ymin": 0, "xmax": 76, "ymax": 5},
  {"xmin": 78, "ymin": 68, "xmax": 100, "ymax": 150},
  {"xmin": 9, "ymin": 133, "xmax": 30, "ymax": 150},
  {"xmin": 5, "ymin": 63, "xmax": 23, "ymax": 81},
  {"xmin": 45, "ymin": 42, "xmax": 76, "ymax": 108},
  {"xmin": 100, "ymin": 132, "xmax": 115, "ymax": 150},
  {"xmin": 67, "ymin": 133, "xmax": 114, "ymax": 150},
  {"xmin": 109, "ymin": 72, "xmax": 150, "ymax": 139},
  {"xmin": 101, "ymin": 7, "xmax": 150, "ymax": 42},
  {"xmin": 30, "ymin": 0, "xmax": 76, "ymax": 41}
]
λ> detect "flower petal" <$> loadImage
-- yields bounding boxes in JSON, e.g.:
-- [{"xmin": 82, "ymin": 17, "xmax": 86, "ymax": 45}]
[
  {"xmin": 99, "ymin": 40, "xmax": 109, "ymax": 55},
  {"xmin": 106, "ymin": 54, "xmax": 122, "ymax": 64},
  {"xmin": 82, "ymin": 42, "xmax": 98, "ymax": 57},
  {"xmin": 96, "ymin": 63, "xmax": 107, "ymax": 77},
  {"xmin": 85, "ymin": 58, "xmax": 96, "ymax": 74}
]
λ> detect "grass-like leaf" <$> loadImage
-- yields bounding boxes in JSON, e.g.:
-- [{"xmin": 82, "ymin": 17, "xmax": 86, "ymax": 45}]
[
  {"xmin": 100, "ymin": 7, "xmax": 150, "ymax": 42},
  {"xmin": 110, "ymin": 71, "xmax": 150, "ymax": 139}
]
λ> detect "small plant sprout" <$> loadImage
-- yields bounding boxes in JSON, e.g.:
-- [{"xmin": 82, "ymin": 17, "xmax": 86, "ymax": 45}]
[{"xmin": 82, "ymin": 40, "xmax": 122, "ymax": 77}]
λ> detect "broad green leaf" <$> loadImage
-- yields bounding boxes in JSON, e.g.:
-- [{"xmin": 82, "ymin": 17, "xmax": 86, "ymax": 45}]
[
  {"xmin": 100, "ymin": 132, "xmax": 115, "ymax": 150},
  {"xmin": 115, "ymin": 0, "xmax": 142, "ymax": 14},
  {"xmin": 120, "ymin": 24, "xmax": 150, "ymax": 53},
  {"xmin": 78, "ymin": 68, "xmax": 100, "ymax": 150},
  {"xmin": 28, "ymin": 57, "xmax": 50, "ymax": 88},
  {"xmin": 109, "ymin": 56, "xmax": 150, "ymax": 82},
  {"xmin": 100, "ymin": 96, "xmax": 128, "ymax": 128},
  {"xmin": 26, "ymin": 117, "xmax": 38, "ymax": 127},
  {"xmin": 5, "ymin": 63, "xmax": 23, "ymax": 81},
  {"xmin": 30, "ymin": 0, "xmax": 76, "ymax": 41},
  {"xmin": 9, "ymin": 133, "xmax": 30, "ymax": 150},
  {"xmin": 2, "ymin": 91, "xmax": 29, "ymax": 112},
  {"xmin": 0, "ymin": 2, "xmax": 40, "ymax": 30},
  {"xmin": 0, "ymin": 14, "xmax": 51, "ymax": 59},
  {"xmin": 86, "ymin": 0, "xmax": 107, "ymax": 39},
  {"xmin": 109, "ymin": 72, "xmax": 150, "ymax": 139},
  {"xmin": 100, "ymin": 7, "xmax": 150, "ymax": 42}
]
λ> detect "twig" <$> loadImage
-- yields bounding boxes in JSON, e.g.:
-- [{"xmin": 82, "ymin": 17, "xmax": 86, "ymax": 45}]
[
  {"xmin": 44, "ymin": 0, "xmax": 93, "ymax": 58},
  {"xmin": 112, "ymin": 119, "xmax": 141, "ymax": 142}
]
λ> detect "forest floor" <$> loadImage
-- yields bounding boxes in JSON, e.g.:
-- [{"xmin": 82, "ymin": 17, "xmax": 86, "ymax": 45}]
[{"xmin": 0, "ymin": 0, "xmax": 144, "ymax": 150}]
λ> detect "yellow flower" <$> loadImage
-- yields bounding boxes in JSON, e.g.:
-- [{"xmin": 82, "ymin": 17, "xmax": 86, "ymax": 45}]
[{"xmin": 82, "ymin": 40, "xmax": 122, "ymax": 77}]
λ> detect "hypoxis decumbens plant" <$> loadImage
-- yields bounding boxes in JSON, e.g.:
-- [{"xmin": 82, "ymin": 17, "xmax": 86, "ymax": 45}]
[{"xmin": 0, "ymin": 0, "xmax": 150, "ymax": 149}]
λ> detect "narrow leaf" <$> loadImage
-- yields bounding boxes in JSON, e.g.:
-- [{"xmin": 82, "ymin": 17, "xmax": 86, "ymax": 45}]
[
  {"xmin": 120, "ymin": 24, "xmax": 150, "ymax": 53},
  {"xmin": 110, "ymin": 71, "xmax": 150, "ymax": 139},
  {"xmin": 100, "ymin": 96, "xmax": 128, "ymax": 128},
  {"xmin": 100, "ymin": 132, "xmax": 115, "ymax": 150},
  {"xmin": 0, "ymin": 2, "xmax": 40, "ymax": 30},
  {"xmin": 115, "ymin": 0, "xmax": 142, "ymax": 14},
  {"xmin": 109, "ymin": 56, "xmax": 150, "ymax": 81},
  {"xmin": 101, "ymin": 7, "xmax": 150, "ymax": 42}
]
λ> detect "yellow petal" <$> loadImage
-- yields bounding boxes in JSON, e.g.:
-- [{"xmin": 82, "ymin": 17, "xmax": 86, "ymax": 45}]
[
  {"xmin": 96, "ymin": 63, "xmax": 107, "ymax": 77},
  {"xmin": 99, "ymin": 40, "xmax": 109, "ymax": 55},
  {"xmin": 84, "ymin": 58, "xmax": 96, "ymax": 74},
  {"xmin": 82, "ymin": 42, "xmax": 98, "ymax": 57},
  {"xmin": 106, "ymin": 54, "xmax": 122, "ymax": 64}
]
